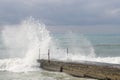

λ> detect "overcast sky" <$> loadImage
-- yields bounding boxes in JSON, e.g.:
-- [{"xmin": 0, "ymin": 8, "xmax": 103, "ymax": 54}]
[{"xmin": 0, "ymin": 0, "xmax": 120, "ymax": 33}]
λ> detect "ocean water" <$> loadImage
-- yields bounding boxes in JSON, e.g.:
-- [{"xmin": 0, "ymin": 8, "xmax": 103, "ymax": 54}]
[
  {"xmin": 0, "ymin": 18, "xmax": 120, "ymax": 80},
  {"xmin": 53, "ymin": 33, "xmax": 120, "ymax": 57}
]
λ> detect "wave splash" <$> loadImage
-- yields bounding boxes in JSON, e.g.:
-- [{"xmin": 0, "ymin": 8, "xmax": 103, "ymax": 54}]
[
  {"xmin": 0, "ymin": 17, "xmax": 120, "ymax": 72},
  {"xmin": 0, "ymin": 17, "xmax": 96, "ymax": 72},
  {"xmin": 0, "ymin": 17, "xmax": 52, "ymax": 72},
  {"xmin": 0, "ymin": 58, "xmax": 40, "ymax": 72}
]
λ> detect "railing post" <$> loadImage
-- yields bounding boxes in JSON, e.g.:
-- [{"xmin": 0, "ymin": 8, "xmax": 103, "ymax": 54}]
[
  {"xmin": 39, "ymin": 48, "xmax": 40, "ymax": 60},
  {"xmin": 48, "ymin": 49, "xmax": 50, "ymax": 63},
  {"xmin": 67, "ymin": 48, "xmax": 68, "ymax": 57}
]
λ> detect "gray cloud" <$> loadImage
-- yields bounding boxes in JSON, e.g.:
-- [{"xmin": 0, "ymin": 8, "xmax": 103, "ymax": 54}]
[{"xmin": 0, "ymin": 0, "xmax": 120, "ymax": 33}]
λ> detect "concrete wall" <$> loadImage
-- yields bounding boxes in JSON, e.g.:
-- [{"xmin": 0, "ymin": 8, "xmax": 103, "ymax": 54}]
[{"xmin": 37, "ymin": 59, "xmax": 120, "ymax": 80}]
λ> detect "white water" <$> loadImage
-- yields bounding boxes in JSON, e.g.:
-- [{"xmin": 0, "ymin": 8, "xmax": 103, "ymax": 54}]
[
  {"xmin": 0, "ymin": 17, "xmax": 70, "ymax": 72},
  {"xmin": 0, "ymin": 17, "xmax": 120, "ymax": 72},
  {"xmin": 64, "ymin": 32, "xmax": 96, "ymax": 58},
  {"xmin": 0, "ymin": 17, "xmax": 52, "ymax": 72}
]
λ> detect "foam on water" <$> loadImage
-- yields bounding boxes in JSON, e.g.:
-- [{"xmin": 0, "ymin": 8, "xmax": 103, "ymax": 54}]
[
  {"xmin": 69, "ymin": 56, "xmax": 120, "ymax": 64},
  {"xmin": 94, "ymin": 57, "xmax": 120, "ymax": 64},
  {"xmin": 0, "ymin": 58, "xmax": 40, "ymax": 72}
]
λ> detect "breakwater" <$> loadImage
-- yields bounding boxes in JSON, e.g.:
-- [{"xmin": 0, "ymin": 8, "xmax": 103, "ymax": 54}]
[{"xmin": 37, "ymin": 59, "xmax": 120, "ymax": 80}]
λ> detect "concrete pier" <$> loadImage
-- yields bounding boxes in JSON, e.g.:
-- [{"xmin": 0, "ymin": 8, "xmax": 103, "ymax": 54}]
[{"xmin": 37, "ymin": 59, "xmax": 120, "ymax": 80}]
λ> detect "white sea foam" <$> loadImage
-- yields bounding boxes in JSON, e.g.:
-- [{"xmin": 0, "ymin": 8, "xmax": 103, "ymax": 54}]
[
  {"xmin": 68, "ymin": 55, "xmax": 120, "ymax": 64},
  {"xmin": 0, "ymin": 58, "xmax": 40, "ymax": 72},
  {"xmin": 93, "ymin": 57, "xmax": 120, "ymax": 64}
]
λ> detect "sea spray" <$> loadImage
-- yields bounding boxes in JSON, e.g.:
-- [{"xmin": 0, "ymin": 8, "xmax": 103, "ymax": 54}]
[
  {"xmin": 0, "ymin": 17, "xmax": 53, "ymax": 72},
  {"xmin": 0, "ymin": 58, "xmax": 38, "ymax": 72},
  {"xmin": 0, "ymin": 18, "xmax": 96, "ymax": 72},
  {"xmin": 57, "ymin": 32, "xmax": 96, "ymax": 60}
]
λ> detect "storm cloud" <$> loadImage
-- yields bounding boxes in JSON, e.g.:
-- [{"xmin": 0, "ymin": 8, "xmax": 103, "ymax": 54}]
[{"xmin": 0, "ymin": 0, "xmax": 120, "ymax": 33}]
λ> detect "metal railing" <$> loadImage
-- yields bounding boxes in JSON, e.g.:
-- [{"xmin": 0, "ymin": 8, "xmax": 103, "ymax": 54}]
[{"xmin": 38, "ymin": 48, "xmax": 69, "ymax": 63}]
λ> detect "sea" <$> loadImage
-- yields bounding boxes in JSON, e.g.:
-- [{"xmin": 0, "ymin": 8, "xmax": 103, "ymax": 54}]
[{"xmin": 0, "ymin": 18, "xmax": 120, "ymax": 80}]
